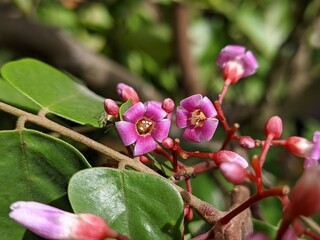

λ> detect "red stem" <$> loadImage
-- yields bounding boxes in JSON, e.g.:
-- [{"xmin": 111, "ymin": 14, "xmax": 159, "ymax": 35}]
[
  {"xmin": 218, "ymin": 83, "xmax": 230, "ymax": 104},
  {"xmin": 218, "ymin": 186, "xmax": 289, "ymax": 226},
  {"xmin": 214, "ymin": 101, "xmax": 230, "ymax": 131}
]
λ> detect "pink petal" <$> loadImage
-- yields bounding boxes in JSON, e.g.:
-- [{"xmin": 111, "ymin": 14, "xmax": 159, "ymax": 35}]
[
  {"xmin": 199, "ymin": 119, "xmax": 219, "ymax": 141},
  {"xmin": 199, "ymin": 97, "xmax": 217, "ymax": 117},
  {"xmin": 183, "ymin": 127, "xmax": 201, "ymax": 142},
  {"xmin": 144, "ymin": 102, "xmax": 167, "ymax": 121},
  {"xmin": 176, "ymin": 107, "xmax": 189, "ymax": 128},
  {"xmin": 151, "ymin": 119, "xmax": 171, "ymax": 142},
  {"xmin": 123, "ymin": 102, "xmax": 145, "ymax": 122},
  {"xmin": 9, "ymin": 201, "xmax": 70, "ymax": 239},
  {"xmin": 216, "ymin": 45, "xmax": 245, "ymax": 67},
  {"xmin": 134, "ymin": 135, "xmax": 157, "ymax": 156},
  {"xmin": 242, "ymin": 51, "xmax": 258, "ymax": 77},
  {"xmin": 115, "ymin": 121, "xmax": 138, "ymax": 146},
  {"xmin": 180, "ymin": 94, "xmax": 202, "ymax": 112}
]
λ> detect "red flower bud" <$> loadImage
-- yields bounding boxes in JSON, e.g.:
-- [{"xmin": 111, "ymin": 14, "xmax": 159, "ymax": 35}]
[
  {"xmin": 162, "ymin": 98, "xmax": 175, "ymax": 114},
  {"xmin": 162, "ymin": 137, "xmax": 174, "ymax": 149},
  {"xmin": 285, "ymin": 136, "xmax": 312, "ymax": 158},
  {"xmin": 117, "ymin": 83, "xmax": 140, "ymax": 105},
  {"xmin": 104, "ymin": 98, "xmax": 119, "ymax": 118},
  {"xmin": 239, "ymin": 136, "xmax": 255, "ymax": 149},
  {"xmin": 288, "ymin": 166, "xmax": 320, "ymax": 217},
  {"xmin": 213, "ymin": 150, "xmax": 248, "ymax": 168},
  {"xmin": 264, "ymin": 116, "xmax": 283, "ymax": 138}
]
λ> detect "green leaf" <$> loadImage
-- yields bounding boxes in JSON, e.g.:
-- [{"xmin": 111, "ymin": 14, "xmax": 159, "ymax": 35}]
[
  {"xmin": 68, "ymin": 168, "xmax": 184, "ymax": 240},
  {"xmin": 0, "ymin": 129, "xmax": 90, "ymax": 240},
  {"xmin": 0, "ymin": 78, "xmax": 40, "ymax": 112},
  {"xmin": 253, "ymin": 218, "xmax": 278, "ymax": 239},
  {"xmin": 1, "ymin": 59, "xmax": 105, "ymax": 127}
]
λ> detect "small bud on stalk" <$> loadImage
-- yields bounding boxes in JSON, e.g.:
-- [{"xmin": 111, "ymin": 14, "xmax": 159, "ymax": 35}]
[
  {"xmin": 104, "ymin": 98, "xmax": 119, "ymax": 118},
  {"xmin": 117, "ymin": 83, "xmax": 140, "ymax": 105},
  {"xmin": 285, "ymin": 136, "xmax": 312, "ymax": 158},
  {"xmin": 264, "ymin": 116, "xmax": 283, "ymax": 139}
]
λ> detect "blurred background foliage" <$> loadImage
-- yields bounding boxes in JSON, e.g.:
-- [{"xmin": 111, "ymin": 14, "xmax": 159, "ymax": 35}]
[{"xmin": 1, "ymin": 0, "xmax": 320, "ymax": 237}]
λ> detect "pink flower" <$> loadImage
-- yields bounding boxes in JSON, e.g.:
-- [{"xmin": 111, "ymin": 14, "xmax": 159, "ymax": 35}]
[
  {"xmin": 304, "ymin": 131, "xmax": 320, "ymax": 168},
  {"xmin": 213, "ymin": 150, "xmax": 248, "ymax": 168},
  {"xmin": 176, "ymin": 94, "xmax": 219, "ymax": 142},
  {"xmin": 9, "ymin": 201, "xmax": 124, "ymax": 240},
  {"xmin": 216, "ymin": 45, "xmax": 258, "ymax": 84},
  {"xmin": 115, "ymin": 102, "xmax": 171, "ymax": 156}
]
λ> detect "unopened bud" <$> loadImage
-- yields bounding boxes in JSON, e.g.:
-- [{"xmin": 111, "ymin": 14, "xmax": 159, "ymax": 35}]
[
  {"xmin": 162, "ymin": 137, "xmax": 174, "ymax": 149},
  {"xmin": 288, "ymin": 166, "xmax": 320, "ymax": 217},
  {"xmin": 104, "ymin": 99, "xmax": 119, "ymax": 118},
  {"xmin": 117, "ymin": 83, "xmax": 140, "ymax": 105},
  {"xmin": 162, "ymin": 98, "xmax": 175, "ymax": 114},
  {"xmin": 264, "ymin": 116, "xmax": 283, "ymax": 138},
  {"xmin": 219, "ymin": 162, "xmax": 247, "ymax": 184},
  {"xmin": 285, "ymin": 136, "xmax": 312, "ymax": 158},
  {"xmin": 213, "ymin": 150, "xmax": 248, "ymax": 168},
  {"xmin": 239, "ymin": 136, "xmax": 255, "ymax": 149}
]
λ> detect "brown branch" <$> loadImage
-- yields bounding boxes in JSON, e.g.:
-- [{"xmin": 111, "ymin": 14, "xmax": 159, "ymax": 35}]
[
  {"xmin": 173, "ymin": 2, "xmax": 203, "ymax": 96},
  {"xmin": 0, "ymin": 101, "xmax": 223, "ymax": 224},
  {"xmin": 0, "ymin": 6, "xmax": 163, "ymax": 101}
]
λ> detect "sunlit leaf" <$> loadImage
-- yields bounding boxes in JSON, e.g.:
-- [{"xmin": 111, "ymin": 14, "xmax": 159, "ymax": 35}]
[{"xmin": 1, "ymin": 59, "xmax": 105, "ymax": 127}]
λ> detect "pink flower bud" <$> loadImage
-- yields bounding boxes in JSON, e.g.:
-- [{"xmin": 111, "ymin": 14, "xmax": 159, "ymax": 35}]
[
  {"xmin": 162, "ymin": 137, "xmax": 174, "ymax": 149},
  {"xmin": 213, "ymin": 150, "xmax": 248, "ymax": 168},
  {"xmin": 219, "ymin": 162, "xmax": 247, "ymax": 184},
  {"xmin": 264, "ymin": 116, "xmax": 283, "ymax": 138},
  {"xmin": 9, "ymin": 201, "xmax": 125, "ymax": 240},
  {"xmin": 288, "ymin": 166, "xmax": 320, "ymax": 217},
  {"xmin": 239, "ymin": 136, "xmax": 255, "ymax": 149},
  {"xmin": 285, "ymin": 136, "xmax": 312, "ymax": 158},
  {"xmin": 104, "ymin": 98, "xmax": 119, "ymax": 118},
  {"xmin": 117, "ymin": 83, "xmax": 140, "ymax": 105},
  {"xmin": 162, "ymin": 98, "xmax": 175, "ymax": 114}
]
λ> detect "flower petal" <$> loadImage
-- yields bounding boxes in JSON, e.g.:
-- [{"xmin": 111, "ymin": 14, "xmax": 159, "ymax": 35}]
[
  {"xmin": 183, "ymin": 127, "xmax": 201, "ymax": 142},
  {"xmin": 123, "ymin": 102, "xmax": 145, "ymax": 122},
  {"xmin": 199, "ymin": 119, "xmax": 219, "ymax": 141},
  {"xmin": 242, "ymin": 51, "xmax": 258, "ymax": 77},
  {"xmin": 152, "ymin": 119, "xmax": 171, "ymax": 142},
  {"xmin": 176, "ymin": 107, "xmax": 190, "ymax": 128},
  {"xmin": 115, "ymin": 121, "xmax": 138, "ymax": 146},
  {"xmin": 9, "ymin": 201, "xmax": 70, "ymax": 239},
  {"xmin": 134, "ymin": 135, "xmax": 157, "ymax": 156},
  {"xmin": 216, "ymin": 45, "xmax": 245, "ymax": 67},
  {"xmin": 199, "ymin": 97, "xmax": 217, "ymax": 117},
  {"xmin": 144, "ymin": 102, "xmax": 167, "ymax": 121},
  {"xmin": 180, "ymin": 94, "xmax": 202, "ymax": 112}
]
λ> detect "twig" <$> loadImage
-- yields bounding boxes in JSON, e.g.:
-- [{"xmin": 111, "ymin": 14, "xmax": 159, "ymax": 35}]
[{"xmin": 0, "ymin": 101, "xmax": 222, "ymax": 224}]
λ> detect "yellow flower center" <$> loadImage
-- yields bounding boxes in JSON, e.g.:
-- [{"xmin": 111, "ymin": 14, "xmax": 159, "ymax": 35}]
[
  {"xmin": 190, "ymin": 109, "xmax": 206, "ymax": 127},
  {"xmin": 136, "ymin": 118, "xmax": 154, "ymax": 134}
]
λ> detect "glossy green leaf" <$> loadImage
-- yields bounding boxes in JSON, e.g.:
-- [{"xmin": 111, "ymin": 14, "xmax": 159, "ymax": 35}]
[
  {"xmin": 0, "ymin": 130, "xmax": 90, "ymax": 240},
  {"xmin": 68, "ymin": 168, "xmax": 184, "ymax": 240},
  {"xmin": 1, "ymin": 59, "xmax": 105, "ymax": 127},
  {"xmin": 0, "ymin": 78, "xmax": 40, "ymax": 112}
]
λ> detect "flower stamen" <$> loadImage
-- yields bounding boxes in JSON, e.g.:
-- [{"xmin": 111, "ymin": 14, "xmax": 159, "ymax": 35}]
[
  {"xmin": 190, "ymin": 109, "xmax": 206, "ymax": 127},
  {"xmin": 136, "ymin": 118, "xmax": 154, "ymax": 134}
]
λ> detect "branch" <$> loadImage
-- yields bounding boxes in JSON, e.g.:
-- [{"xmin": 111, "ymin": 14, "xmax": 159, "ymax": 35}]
[
  {"xmin": 0, "ymin": 101, "xmax": 222, "ymax": 224},
  {"xmin": 173, "ymin": 2, "xmax": 203, "ymax": 96},
  {"xmin": 0, "ymin": 7, "xmax": 163, "ymax": 101}
]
